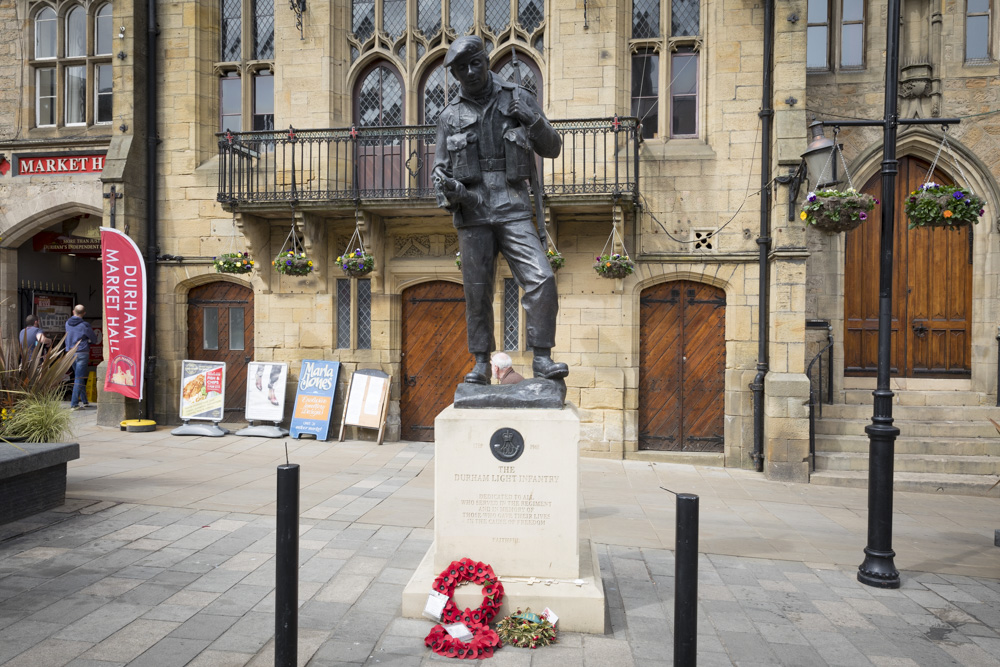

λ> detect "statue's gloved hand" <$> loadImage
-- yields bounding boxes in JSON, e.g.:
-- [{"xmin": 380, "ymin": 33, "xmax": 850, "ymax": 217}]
[
  {"xmin": 509, "ymin": 96, "xmax": 539, "ymax": 127},
  {"xmin": 436, "ymin": 174, "xmax": 482, "ymax": 208}
]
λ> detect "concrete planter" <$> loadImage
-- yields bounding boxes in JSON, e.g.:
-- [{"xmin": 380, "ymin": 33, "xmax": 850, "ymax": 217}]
[{"xmin": 0, "ymin": 442, "xmax": 80, "ymax": 525}]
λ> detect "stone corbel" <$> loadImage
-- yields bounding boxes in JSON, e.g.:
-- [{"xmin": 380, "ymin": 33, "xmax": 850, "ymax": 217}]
[
  {"xmin": 297, "ymin": 210, "xmax": 328, "ymax": 293},
  {"xmin": 235, "ymin": 211, "xmax": 272, "ymax": 294}
]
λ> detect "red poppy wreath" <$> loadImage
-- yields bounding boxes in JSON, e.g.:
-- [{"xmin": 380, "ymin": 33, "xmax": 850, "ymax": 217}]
[{"xmin": 424, "ymin": 558, "xmax": 505, "ymax": 659}]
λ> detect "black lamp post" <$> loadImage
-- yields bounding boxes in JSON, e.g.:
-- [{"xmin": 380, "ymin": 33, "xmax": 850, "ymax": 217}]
[{"xmin": 786, "ymin": 0, "xmax": 961, "ymax": 588}]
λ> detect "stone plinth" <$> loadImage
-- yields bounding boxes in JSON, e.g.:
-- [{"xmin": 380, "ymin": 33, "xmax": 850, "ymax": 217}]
[
  {"xmin": 434, "ymin": 403, "xmax": 580, "ymax": 578},
  {"xmin": 403, "ymin": 403, "xmax": 608, "ymax": 633}
]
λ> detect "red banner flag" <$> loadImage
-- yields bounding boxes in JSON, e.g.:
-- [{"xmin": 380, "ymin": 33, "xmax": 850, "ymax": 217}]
[{"xmin": 100, "ymin": 227, "xmax": 147, "ymax": 400}]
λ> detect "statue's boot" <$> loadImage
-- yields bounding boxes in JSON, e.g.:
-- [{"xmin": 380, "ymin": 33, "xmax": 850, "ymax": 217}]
[
  {"xmin": 464, "ymin": 355, "xmax": 491, "ymax": 384},
  {"xmin": 532, "ymin": 349, "xmax": 568, "ymax": 380}
]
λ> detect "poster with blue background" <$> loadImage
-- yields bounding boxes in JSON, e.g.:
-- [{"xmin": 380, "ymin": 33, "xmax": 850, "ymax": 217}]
[{"xmin": 290, "ymin": 359, "xmax": 341, "ymax": 440}]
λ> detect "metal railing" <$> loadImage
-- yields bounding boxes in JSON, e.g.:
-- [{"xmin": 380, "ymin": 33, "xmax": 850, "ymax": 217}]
[
  {"xmin": 806, "ymin": 320, "xmax": 835, "ymax": 472},
  {"xmin": 216, "ymin": 117, "xmax": 640, "ymax": 206}
]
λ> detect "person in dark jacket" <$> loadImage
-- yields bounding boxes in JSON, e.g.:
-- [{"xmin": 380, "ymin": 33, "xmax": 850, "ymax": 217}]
[
  {"xmin": 432, "ymin": 35, "xmax": 568, "ymax": 385},
  {"xmin": 65, "ymin": 305, "xmax": 99, "ymax": 409},
  {"xmin": 18, "ymin": 314, "xmax": 51, "ymax": 356}
]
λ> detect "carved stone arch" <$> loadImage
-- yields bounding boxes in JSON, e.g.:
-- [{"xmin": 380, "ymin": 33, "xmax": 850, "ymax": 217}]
[
  {"xmin": 346, "ymin": 50, "xmax": 403, "ymax": 94},
  {"xmin": 0, "ymin": 199, "xmax": 102, "ymax": 248},
  {"xmin": 848, "ymin": 128, "xmax": 1000, "ymax": 231}
]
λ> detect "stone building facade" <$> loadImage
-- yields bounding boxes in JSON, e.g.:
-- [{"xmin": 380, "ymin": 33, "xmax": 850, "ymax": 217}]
[{"xmin": 1, "ymin": 0, "xmax": 997, "ymax": 486}]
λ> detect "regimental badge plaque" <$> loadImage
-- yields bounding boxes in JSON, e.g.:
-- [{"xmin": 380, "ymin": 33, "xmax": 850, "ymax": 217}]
[{"xmin": 489, "ymin": 427, "xmax": 525, "ymax": 462}]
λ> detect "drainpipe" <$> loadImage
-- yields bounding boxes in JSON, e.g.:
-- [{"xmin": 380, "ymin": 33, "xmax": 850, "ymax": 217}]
[
  {"xmin": 750, "ymin": 0, "xmax": 775, "ymax": 473},
  {"xmin": 144, "ymin": 0, "xmax": 158, "ymax": 419}
]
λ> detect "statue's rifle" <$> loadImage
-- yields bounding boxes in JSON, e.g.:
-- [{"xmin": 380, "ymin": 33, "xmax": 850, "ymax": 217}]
[{"xmin": 510, "ymin": 46, "xmax": 548, "ymax": 250}]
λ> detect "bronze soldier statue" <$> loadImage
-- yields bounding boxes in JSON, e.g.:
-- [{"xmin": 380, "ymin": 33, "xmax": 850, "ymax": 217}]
[{"xmin": 433, "ymin": 35, "xmax": 568, "ymax": 385}]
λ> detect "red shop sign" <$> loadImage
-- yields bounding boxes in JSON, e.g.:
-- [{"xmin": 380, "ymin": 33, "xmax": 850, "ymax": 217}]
[{"xmin": 15, "ymin": 153, "xmax": 107, "ymax": 175}]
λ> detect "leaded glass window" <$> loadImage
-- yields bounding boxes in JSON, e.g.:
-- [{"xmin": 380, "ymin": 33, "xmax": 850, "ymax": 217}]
[
  {"xmin": 518, "ymin": 0, "xmax": 543, "ymax": 33},
  {"xmin": 218, "ymin": 0, "xmax": 275, "ymax": 133},
  {"xmin": 222, "ymin": 0, "xmax": 242, "ymax": 60},
  {"xmin": 670, "ymin": 49, "xmax": 697, "ymax": 136},
  {"xmin": 254, "ymin": 0, "xmax": 275, "ymax": 60},
  {"xmin": 418, "ymin": 0, "xmax": 442, "ymax": 38},
  {"xmin": 354, "ymin": 0, "xmax": 376, "ymax": 41},
  {"xmin": 357, "ymin": 280, "xmax": 372, "ymax": 349},
  {"xmin": 384, "ymin": 0, "xmax": 406, "ymax": 41},
  {"xmin": 672, "ymin": 0, "xmax": 698, "ymax": 35},
  {"xmin": 495, "ymin": 57, "xmax": 540, "ymax": 98},
  {"xmin": 337, "ymin": 280, "xmax": 351, "ymax": 348},
  {"xmin": 503, "ymin": 279, "xmax": 520, "ymax": 351},
  {"xmin": 632, "ymin": 0, "xmax": 660, "ymax": 39},
  {"xmin": 451, "ymin": 0, "xmax": 474, "ymax": 35},
  {"xmin": 422, "ymin": 63, "xmax": 459, "ymax": 124},
  {"xmin": 358, "ymin": 65, "xmax": 403, "ymax": 127},
  {"xmin": 486, "ymin": 0, "xmax": 511, "ymax": 34},
  {"xmin": 966, "ymin": 0, "xmax": 990, "ymax": 62}
]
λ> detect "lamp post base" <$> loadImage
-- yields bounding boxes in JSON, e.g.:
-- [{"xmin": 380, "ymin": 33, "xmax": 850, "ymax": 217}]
[{"xmin": 858, "ymin": 547, "xmax": 900, "ymax": 588}]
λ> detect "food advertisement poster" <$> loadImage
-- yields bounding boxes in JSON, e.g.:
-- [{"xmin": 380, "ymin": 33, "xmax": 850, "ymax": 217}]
[
  {"xmin": 245, "ymin": 362, "xmax": 288, "ymax": 423},
  {"xmin": 290, "ymin": 359, "xmax": 340, "ymax": 440},
  {"xmin": 179, "ymin": 360, "xmax": 226, "ymax": 421}
]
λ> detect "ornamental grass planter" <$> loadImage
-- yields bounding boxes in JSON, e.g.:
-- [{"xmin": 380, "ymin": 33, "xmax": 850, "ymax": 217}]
[
  {"xmin": 800, "ymin": 189, "xmax": 876, "ymax": 233},
  {"xmin": 904, "ymin": 183, "xmax": 985, "ymax": 231}
]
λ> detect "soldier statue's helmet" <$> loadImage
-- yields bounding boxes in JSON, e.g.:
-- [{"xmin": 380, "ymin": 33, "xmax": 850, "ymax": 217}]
[{"xmin": 444, "ymin": 35, "xmax": 487, "ymax": 68}]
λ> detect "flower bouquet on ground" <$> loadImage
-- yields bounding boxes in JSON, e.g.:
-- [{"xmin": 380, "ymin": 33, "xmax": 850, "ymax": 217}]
[
  {"xmin": 273, "ymin": 251, "xmax": 313, "ymax": 276},
  {"xmin": 496, "ymin": 608, "xmax": 557, "ymax": 649},
  {"xmin": 904, "ymin": 182, "xmax": 985, "ymax": 230},
  {"xmin": 546, "ymin": 249, "xmax": 564, "ymax": 272},
  {"xmin": 594, "ymin": 252, "xmax": 634, "ymax": 279},
  {"xmin": 213, "ymin": 252, "xmax": 254, "ymax": 274},
  {"xmin": 799, "ymin": 188, "xmax": 877, "ymax": 233},
  {"xmin": 337, "ymin": 249, "xmax": 374, "ymax": 277}
]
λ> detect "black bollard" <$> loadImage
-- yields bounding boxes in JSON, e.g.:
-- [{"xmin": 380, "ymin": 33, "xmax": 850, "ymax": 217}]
[
  {"xmin": 674, "ymin": 493, "xmax": 699, "ymax": 667},
  {"xmin": 275, "ymin": 464, "xmax": 299, "ymax": 667}
]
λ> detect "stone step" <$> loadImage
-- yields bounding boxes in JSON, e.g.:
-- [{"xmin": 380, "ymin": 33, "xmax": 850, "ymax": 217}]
[
  {"xmin": 814, "ymin": 434, "xmax": 999, "ymax": 456},
  {"xmin": 814, "ymin": 418, "xmax": 998, "ymax": 438},
  {"xmin": 809, "ymin": 470, "xmax": 1000, "ymax": 498},
  {"xmin": 840, "ymin": 389, "xmax": 990, "ymax": 407},
  {"xmin": 813, "ymin": 452, "xmax": 1000, "ymax": 475},
  {"xmin": 819, "ymin": 401, "xmax": 999, "ymax": 422}
]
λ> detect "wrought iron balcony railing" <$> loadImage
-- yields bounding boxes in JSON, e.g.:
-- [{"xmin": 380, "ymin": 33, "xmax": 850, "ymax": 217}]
[{"xmin": 216, "ymin": 117, "xmax": 640, "ymax": 206}]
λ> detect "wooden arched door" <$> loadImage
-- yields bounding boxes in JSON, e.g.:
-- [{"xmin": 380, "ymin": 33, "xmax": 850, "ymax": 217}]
[
  {"xmin": 844, "ymin": 157, "xmax": 972, "ymax": 377},
  {"xmin": 400, "ymin": 281, "xmax": 470, "ymax": 441},
  {"xmin": 187, "ymin": 281, "xmax": 254, "ymax": 416},
  {"xmin": 639, "ymin": 281, "xmax": 726, "ymax": 451}
]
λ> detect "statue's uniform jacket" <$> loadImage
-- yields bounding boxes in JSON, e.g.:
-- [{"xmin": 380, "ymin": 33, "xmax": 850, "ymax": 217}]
[{"xmin": 433, "ymin": 73, "xmax": 562, "ymax": 355}]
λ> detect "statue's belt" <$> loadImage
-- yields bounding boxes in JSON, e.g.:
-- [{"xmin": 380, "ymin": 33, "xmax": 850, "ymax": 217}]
[{"xmin": 478, "ymin": 158, "xmax": 507, "ymax": 172}]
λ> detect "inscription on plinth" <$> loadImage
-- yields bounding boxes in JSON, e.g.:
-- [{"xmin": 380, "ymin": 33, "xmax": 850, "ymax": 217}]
[{"xmin": 434, "ymin": 404, "xmax": 580, "ymax": 579}]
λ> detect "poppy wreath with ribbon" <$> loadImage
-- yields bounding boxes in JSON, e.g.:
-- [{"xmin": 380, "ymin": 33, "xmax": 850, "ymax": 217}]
[{"xmin": 424, "ymin": 558, "xmax": 505, "ymax": 659}]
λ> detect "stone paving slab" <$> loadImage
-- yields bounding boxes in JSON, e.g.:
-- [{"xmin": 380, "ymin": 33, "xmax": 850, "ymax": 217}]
[{"xmin": 0, "ymin": 412, "xmax": 998, "ymax": 665}]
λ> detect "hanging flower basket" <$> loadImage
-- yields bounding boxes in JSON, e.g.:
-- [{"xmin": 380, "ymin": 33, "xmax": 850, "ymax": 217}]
[
  {"xmin": 904, "ymin": 183, "xmax": 985, "ymax": 230},
  {"xmin": 799, "ymin": 189, "xmax": 877, "ymax": 233},
  {"xmin": 337, "ymin": 249, "xmax": 374, "ymax": 277},
  {"xmin": 594, "ymin": 253, "xmax": 634, "ymax": 279},
  {"xmin": 455, "ymin": 251, "xmax": 462, "ymax": 270},
  {"xmin": 273, "ymin": 251, "xmax": 314, "ymax": 276},
  {"xmin": 213, "ymin": 252, "xmax": 254, "ymax": 274},
  {"xmin": 546, "ymin": 249, "xmax": 565, "ymax": 272}
]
